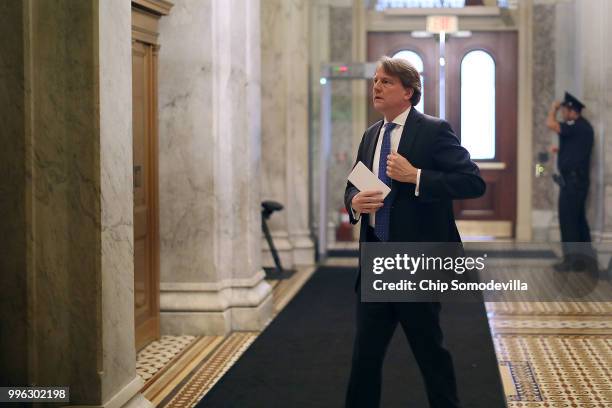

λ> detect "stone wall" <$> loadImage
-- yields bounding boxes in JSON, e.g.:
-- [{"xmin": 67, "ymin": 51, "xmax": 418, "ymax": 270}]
[
  {"xmin": 530, "ymin": 2, "xmax": 558, "ymax": 240},
  {"xmin": 575, "ymin": 0, "xmax": 612, "ymax": 241},
  {"xmin": 532, "ymin": 0, "xmax": 612, "ymax": 244},
  {"xmin": 0, "ymin": 0, "xmax": 148, "ymax": 406},
  {"xmin": 260, "ymin": 0, "xmax": 315, "ymax": 265},
  {"xmin": 157, "ymin": 0, "xmax": 272, "ymax": 335}
]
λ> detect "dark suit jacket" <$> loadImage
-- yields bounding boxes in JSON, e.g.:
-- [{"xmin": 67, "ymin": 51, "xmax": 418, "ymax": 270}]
[{"xmin": 344, "ymin": 108, "xmax": 485, "ymax": 244}]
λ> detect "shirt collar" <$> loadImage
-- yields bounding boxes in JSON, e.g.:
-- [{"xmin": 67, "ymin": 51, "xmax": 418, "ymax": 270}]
[{"xmin": 384, "ymin": 106, "xmax": 411, "ymax": 128}]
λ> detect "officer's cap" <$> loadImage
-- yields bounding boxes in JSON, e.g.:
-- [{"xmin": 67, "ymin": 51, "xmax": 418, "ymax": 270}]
[{"xmin": 561, "ymin": 91, "xmax": 585, "ymax": 112}]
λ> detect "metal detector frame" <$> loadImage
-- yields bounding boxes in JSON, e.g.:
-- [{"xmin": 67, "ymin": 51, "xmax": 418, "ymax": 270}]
[{"xmin": 317, "ymin": 63, "xmax": 377, "ymax": 259}]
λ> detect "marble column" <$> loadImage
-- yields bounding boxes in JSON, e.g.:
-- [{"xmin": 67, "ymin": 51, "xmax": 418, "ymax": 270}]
[
  {"xmin": 261, "ymin": 0, "xmax": 315, "ymax": 267},
  {"xmin": 530, "ymin": 2, "xmax": 558, "ymax": 241},
  {"xmin": 522, "ymin": 0, "xmax": 612, "ymax": 246},
  {"xmin": 543, "ymin": 0, "xmax": 612, "ymax": 267},
  {"xmin": 0, "ymin": 0, "xmax": 149, "ymax": 406},
  {"xmin": 574, "ymin": 0, "xmax": 611, "ymax": 239},
  {"xmin": 157, "ymin": 0, "xmax": 272, "ymax": 335},
  {"xmin": 573, "ymin": 0, "xmax": 612, "ymax": 270},
  {"xmin": 308, "ymin": 0, "xmax": 334, "ymax": 246}
]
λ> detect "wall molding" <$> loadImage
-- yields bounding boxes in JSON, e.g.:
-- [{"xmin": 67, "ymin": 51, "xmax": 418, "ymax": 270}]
[{"xmin": 160, "ymin": 270, "xmax": 267, "ymax": 292}]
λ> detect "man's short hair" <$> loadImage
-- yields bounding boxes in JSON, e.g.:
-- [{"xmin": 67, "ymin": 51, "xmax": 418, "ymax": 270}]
[{"xmin": 377, "ymin": 56, "xmax": 422, "ymax": 106}]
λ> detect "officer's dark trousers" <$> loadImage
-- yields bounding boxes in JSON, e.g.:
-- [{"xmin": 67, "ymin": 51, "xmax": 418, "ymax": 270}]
[
  {"xmin": 345, "ymin": 228, "xmax": 461, "ymax": 408},
  {"xmin": 558, "ymin": 173, "xmax": 592, "ymax": 260}
]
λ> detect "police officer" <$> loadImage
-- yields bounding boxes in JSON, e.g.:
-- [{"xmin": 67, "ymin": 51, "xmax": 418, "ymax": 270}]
[{"xmin": 546, "ymin": 92, "xmax": 594, "ymax": 271}]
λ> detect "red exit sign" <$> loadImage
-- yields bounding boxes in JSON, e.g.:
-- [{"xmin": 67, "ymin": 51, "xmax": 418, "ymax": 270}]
[{"xmin": 426, "ymin": 15, "xmax": 458, "ymax": 33}]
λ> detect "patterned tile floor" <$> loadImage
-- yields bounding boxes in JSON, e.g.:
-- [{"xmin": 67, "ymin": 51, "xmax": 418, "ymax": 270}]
[
  {"xmin": 136, "ymin": 267, "xmax": 612, "ymax": 408},
  {"xmin": 489, "ymin": 301, "xmax": 612, "ymax": 407},
  {"xmin": 137, "ymin": 335, "xmax": 198, "ymax": 381},
  {"xmin": 136, "ymin": 267, "xmax": 317, "ymax": 407},
  {"xmin": 160, "ymin": 332, "xmax": 257, "ymax": 408}
]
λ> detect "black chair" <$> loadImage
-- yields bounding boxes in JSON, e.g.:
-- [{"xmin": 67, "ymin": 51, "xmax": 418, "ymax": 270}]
[{"xmin": 262, "ymin": 201, "xmax": 295, "ymax": 279}]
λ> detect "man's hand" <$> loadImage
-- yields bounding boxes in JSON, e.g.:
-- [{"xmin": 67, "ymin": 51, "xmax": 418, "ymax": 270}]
[
  {"xmin": 386, "ymin": 151, "xmax": 418, "ymax": 183},
  {"xmin": 546, "ymin": 101, "xmax": 562, "ymax": 133},
  {"xmin": 551, "ymin": 101, "xmax": 561, "ymax": 111},
  {"xmin": 351, "ymin": 190, "xmax": 384, "ymax": 214}
]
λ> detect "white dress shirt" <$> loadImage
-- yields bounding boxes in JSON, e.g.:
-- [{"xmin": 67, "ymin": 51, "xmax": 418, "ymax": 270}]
[{"xmin": 351, "ymin": 106, "xmax": 422, "ymax": 227}]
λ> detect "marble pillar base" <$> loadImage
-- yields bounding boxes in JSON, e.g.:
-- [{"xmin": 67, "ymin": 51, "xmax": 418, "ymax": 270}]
[
  {"xmin": 289, "ymin": 232, "xmax": 315, "ymax": 266},
  {"xmin": 261, "ymin": 232, "xmax": 315, "ymax": 268},
  {"xmin": 68, "ymin": 376, "xmax": 149, "ymax": 408},
  {"xmin": 531, "ymin": 210, "xmax": 556, "ymax": 242},
  {"xmin": 230, "ymin": 295, "xmax": 274, "ymax": 331},
  {"xmin": 161, "ymin": 311, "xmax": 231, "ymax": 335},
  {"xmin": 121, "ymin": 393, "xmax": 154, "ymax": 408},
  {"xmin": 531, "ymin": 227, "xmax": 550, "ymax": 242},
  {"xmin": 160, "ymin": 272, "xmax": 273, "ymax": 335},
  {"xmin": 548, "ymin": 227, "xmax": 561, "ymax": 242},
  {"xmin": 327, "ymin": 222, "xmax": 337, "ymax": 247},
  {"xmin": 160, "ymin": 295, "xmax": 273, "ymax": 335},
  {"xmin": 262, "ymin": 233, "xmax": 294, "ymax": 268},
  {"xmin": 594, "ymin": 238, "xmax": 612, "ymax": 278}
]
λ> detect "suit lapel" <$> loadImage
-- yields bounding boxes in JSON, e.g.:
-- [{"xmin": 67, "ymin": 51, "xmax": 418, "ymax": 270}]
[
  {"xmin": 390, "ymin": 108, "xmax": 423, "ymax": 199},
  {"xmin": 397, "ymin": 107, "xmax": 423, "ymax": 157},
  {"xmin": 366, "ymin": 120, "xmax": 384, "ymax": 170}
]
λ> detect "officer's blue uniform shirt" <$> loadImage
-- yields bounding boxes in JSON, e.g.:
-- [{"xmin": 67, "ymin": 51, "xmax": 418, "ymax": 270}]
[{"xmin": 557, "ymin": 116, "xmax": 594, "ymax": 173}]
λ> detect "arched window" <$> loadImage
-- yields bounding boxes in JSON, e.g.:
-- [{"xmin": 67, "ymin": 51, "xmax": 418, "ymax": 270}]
[
  {"xmin": 460, "ymin": 50, "xmax": 495, "ymax": 160},
  {"xmin": 393, "ymin": 50, "xmax": 425, "ymax": 113},
  {"xmin": 376, "ymin": 0, "xmax": 467, "ymax": 10}
]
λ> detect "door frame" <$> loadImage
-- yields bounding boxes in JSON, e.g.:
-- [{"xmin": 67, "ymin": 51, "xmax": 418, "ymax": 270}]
[
  {"xmin": 131, "ymin": 0, "xmax": 171, "ymax": 351},
  {"xmin": 445, "ymin": 31, "xmax": 518, "ymax": 236}
]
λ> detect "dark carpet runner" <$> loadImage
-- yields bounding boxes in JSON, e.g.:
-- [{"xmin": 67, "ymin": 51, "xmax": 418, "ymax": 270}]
[{"xmin": 198, "ymin": 266, "xmax": 506, "ymax": 408}]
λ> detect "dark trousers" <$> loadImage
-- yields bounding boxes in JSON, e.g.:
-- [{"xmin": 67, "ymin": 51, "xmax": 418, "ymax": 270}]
[
  {"xmin": 346, "ymin": 227, "xmax": 461, "ymax": 408},
  {"xmin": 558, "ymin": 174, "xmax": 593, "ymax": 261},
  {"xmin": 344, "ymin": 301, "xmax": 461, "ymax": 408}
]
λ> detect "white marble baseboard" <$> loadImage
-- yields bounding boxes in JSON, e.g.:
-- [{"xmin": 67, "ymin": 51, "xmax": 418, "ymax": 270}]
[
  {"xmin": 161, "ymin": 276, "xmax": 274, "ymax": 335},
  {"xmin": 262, "ymin": 234, "xmax": 294, "ymax": 268},
  {"xmin": 68, "ymin": 375, "xmax": 146, "ymax": 408},
  {"xmin": 230, "ymin": 294, "xmax": 274, "ymax": 331},
  {"xmin": 262, "ymin": 233, "xmax": 315, "ymax": 268},
  {"xmin": 121, "ymin": 393, "xmax": 153, "ymax": 408},
  {"xmin": 160, "ymin": 270, "xmax": 266, "ymax": 291},
  {"xmin": 161, "ymin": 310, "xmax": 232, "ymax": 336},
  {"xmin": 262, "ymin": 246, "xmax": 295, "ymax": 269},
  {"xmin": 290, "ymin": 246, "xmax": 315, "ymax": 267},
  {"xmin": 160, "ymin": 294, "xmax": 273, "ymax": 335},
  {"xmin": 161, "ymin": 279, "xmax": 272, "ymax": 311}
]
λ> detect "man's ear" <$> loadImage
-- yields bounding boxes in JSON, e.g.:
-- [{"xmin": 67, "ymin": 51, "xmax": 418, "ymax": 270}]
[{"xmin": 405, "ymin": 87, "xmax": 414, "ymax": 101}]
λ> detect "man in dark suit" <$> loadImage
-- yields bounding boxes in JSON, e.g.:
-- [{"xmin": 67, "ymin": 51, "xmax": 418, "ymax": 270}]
[{"xmin": 344, "ymin": 56, "xmax": 485, "ymax": 408}]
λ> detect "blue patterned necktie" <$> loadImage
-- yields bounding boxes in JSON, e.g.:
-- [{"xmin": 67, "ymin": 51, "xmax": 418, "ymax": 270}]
[{"xmin": 374, "ymin": 122, "xmax": 396, "ymax": 241}]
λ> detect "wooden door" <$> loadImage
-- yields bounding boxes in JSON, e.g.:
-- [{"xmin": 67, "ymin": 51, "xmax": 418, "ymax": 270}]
[
  {"xmin": 446, "ymin": 32, "xmax": 518, "ymax": 237},
  {"xmin": 366, "ymin": 30, "xmax": 518, "ymax": 237},
  {"xmin": 367, "ymin": 32, "xmax": 439, "ymax": 124},
  {"xmin": 132, "ymin": 7, "xmax": 161, "ymax": 351}
]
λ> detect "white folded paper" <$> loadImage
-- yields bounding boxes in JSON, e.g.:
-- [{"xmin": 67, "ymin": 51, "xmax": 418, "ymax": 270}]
[{"xmin": 347, "ymin": 161, "xmax": 391, "ymax": 199}]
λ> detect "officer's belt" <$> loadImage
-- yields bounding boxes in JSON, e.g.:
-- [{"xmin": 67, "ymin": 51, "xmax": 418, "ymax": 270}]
[{"xmin": 560, "ymin": 168, "xmax": 588, "ymax": 179}]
